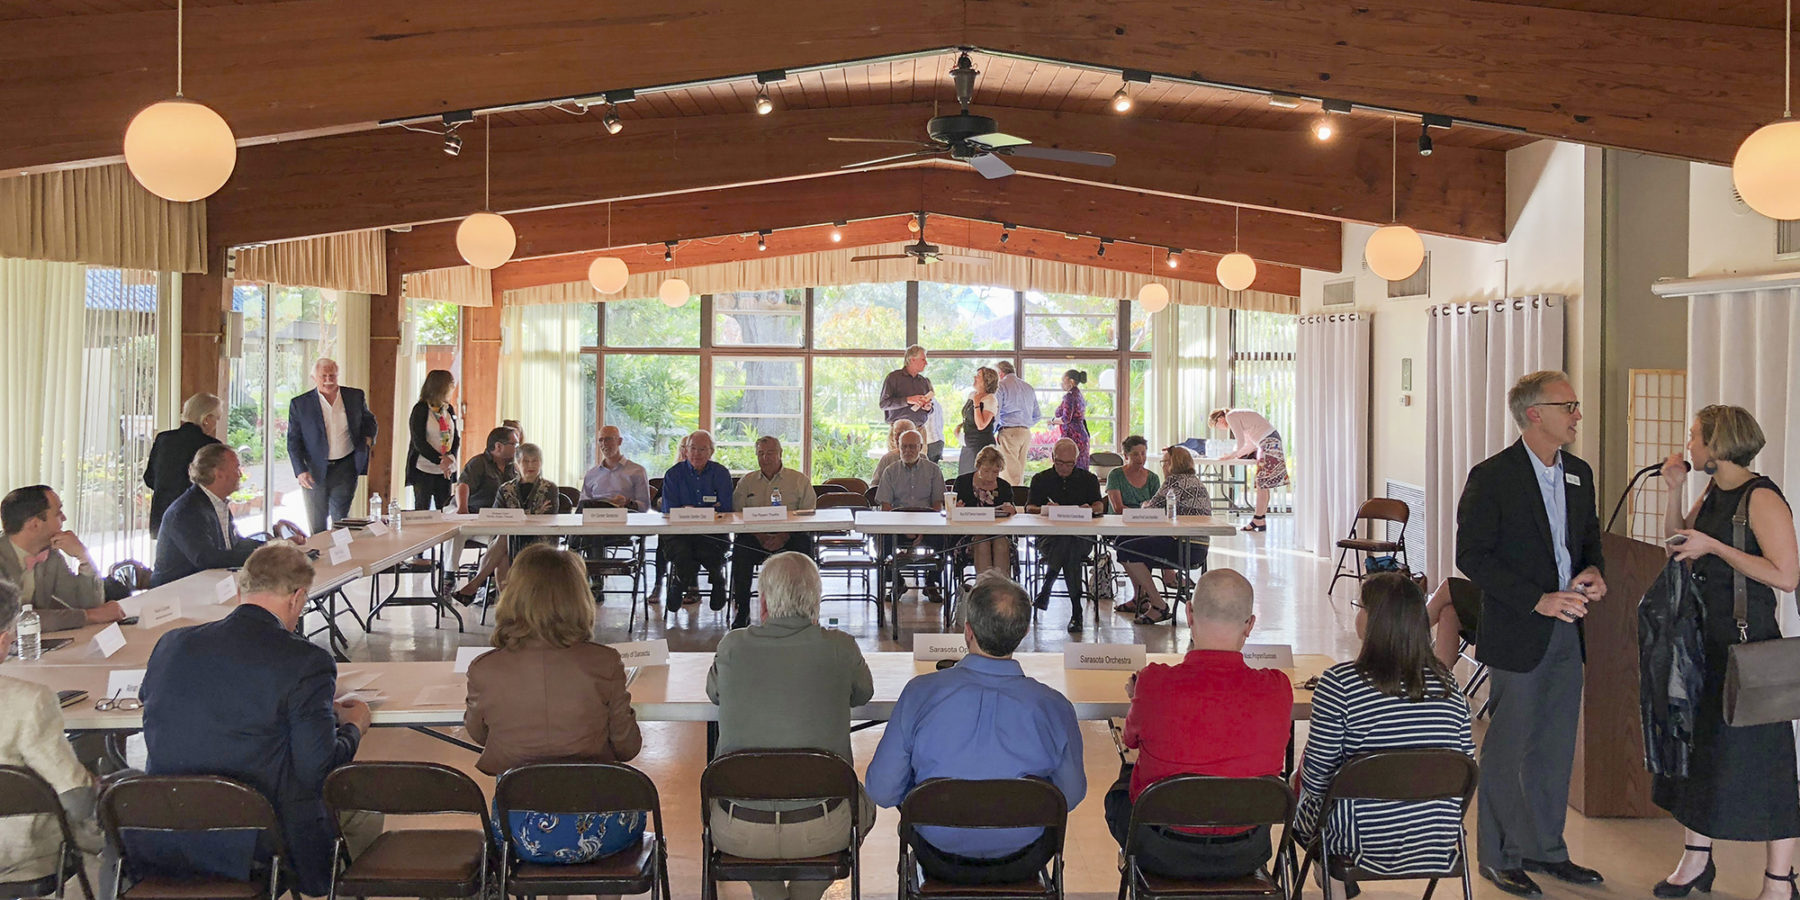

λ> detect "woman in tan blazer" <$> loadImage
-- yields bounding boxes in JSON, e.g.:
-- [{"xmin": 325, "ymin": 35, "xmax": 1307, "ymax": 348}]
[{"xmin": 464, "ymin": 545, "xmax": 643, "ymax": 866}]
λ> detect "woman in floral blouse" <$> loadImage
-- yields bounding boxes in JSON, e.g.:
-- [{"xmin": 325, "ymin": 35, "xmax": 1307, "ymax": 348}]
[
  {"xmin": 497, "ymin": 443, "xmax": 562, "ymax": 557},
  {"xmin": 1115, "ymin": 446, "xmax": 1212, "ymax": 624}
]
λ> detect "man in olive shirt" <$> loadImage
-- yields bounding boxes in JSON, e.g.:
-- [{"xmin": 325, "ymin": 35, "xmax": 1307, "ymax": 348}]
[
  {"xmin": 1028, "ymin": 438, "xmax": 1105, "ymax": 632},
  {"xmin": 874, "ymin": 430, "xmax": 948, "ymax": 603},
  {"xmin": 451, "ymin": 428, "xmax": 521, "ymax": 602},
  {"xmin": 729, "ymin": 437, "xmax": 818, "ymax": 629}
]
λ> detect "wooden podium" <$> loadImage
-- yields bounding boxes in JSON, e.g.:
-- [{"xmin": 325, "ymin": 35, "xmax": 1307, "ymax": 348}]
[{"xmin": 1568, "ymin": 532, "xmax": 1672, "ymax": 817}]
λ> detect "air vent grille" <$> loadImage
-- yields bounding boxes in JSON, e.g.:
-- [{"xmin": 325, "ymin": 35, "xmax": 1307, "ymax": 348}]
[
  {"xmin": 1322, "ymin": 279, "xmax": 1356, "ymax": 306},
  {"xmin": 1384, "ymin": 479, "xmax": 1427, "ymax": 566},
  {"xmin": 1386, "ymin": 253, "xmax": 1431, "ymax": 299}
]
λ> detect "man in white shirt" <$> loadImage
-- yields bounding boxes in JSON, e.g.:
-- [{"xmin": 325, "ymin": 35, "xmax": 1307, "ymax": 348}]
[
  {"xmin": 287, "ymin": 359, "xmax": 378, "ymax": 534},
  {"xmin": 581, "ymin": 425, "xmax": 652, "ymax": 512},
  {"xmin": 992, "ymin": 361, "xmax": 1041, "ymax": 485}
]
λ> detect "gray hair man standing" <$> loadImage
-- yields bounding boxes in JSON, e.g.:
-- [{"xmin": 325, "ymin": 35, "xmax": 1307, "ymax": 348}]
[
  {"xmin": 879, "ymin": 345, "xmax": 934, "ymax": 428},
  {"xmin": 992, "ymin": 361, "xmax": 1040, "ymax": 485},
  {"xmin": 287, "ymin": 358, "xmax": 378, "ymax": 534}
]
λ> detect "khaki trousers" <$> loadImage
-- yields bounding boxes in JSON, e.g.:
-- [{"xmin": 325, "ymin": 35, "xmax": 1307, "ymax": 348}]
[
  {"xmin": 708, "ymin": 790, "xmax": 876, "ymax": 900},
  {"xmin": 997, "ymin": 426, "xmax": 1032, "ymax": 486}
]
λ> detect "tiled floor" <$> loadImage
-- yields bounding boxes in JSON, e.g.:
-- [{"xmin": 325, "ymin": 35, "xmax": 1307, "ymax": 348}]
[{"xmin": 334, "ymin": 517, "xmax": 1708, "ymax": 900}]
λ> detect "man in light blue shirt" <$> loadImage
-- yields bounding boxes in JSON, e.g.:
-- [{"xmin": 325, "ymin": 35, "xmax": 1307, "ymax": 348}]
[
  {"xmin": 992, "ymin": 361, "xmax": 1040, "ymax": 485},
  {"xmin": 866, "ymin": 572, "xmax": 1085, "ymax": 885},
  {"xmin": 660, "ymin": 430, "xmax": 734, "ymax": 609}
]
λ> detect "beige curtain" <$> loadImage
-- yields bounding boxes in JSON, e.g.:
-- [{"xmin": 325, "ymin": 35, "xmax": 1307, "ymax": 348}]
[
  {"xmin": 499, "ymin": 302, "xmax": 588, "ymax": 486},
  {"xmin": 0, "ymin": 165, "xmax": 207, "ymax": 273},
  {"xmin": 0, "ymin": 258, "xmax": 88, "ymax": 494},
  {"xmin": 503, "ymin": 243, "xmax": 1296, "ymax": 313},
  {"xmin": 403, "ymin": 267, "xmax": 493, "ymax": 307},
  {"xmin": 1145, "ymin": 303, "xmax": 1223, "ymax": 450},
  {"xmin": 235, "ymin": 231, "xmax": 387, "ymax": 294}
]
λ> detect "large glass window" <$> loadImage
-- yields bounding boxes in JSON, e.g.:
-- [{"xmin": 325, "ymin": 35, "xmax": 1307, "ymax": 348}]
[
  {"xmin": 814, "ymin": 283, "xmax": 906, "ymax": 350},
  {"xmin": 811, "ymin": 356, "xmax": 893, "ymax": 480},
  {"xmin": 1022, "ymin": 291, "xmax": 1116, "ymax": 349},
  {"xmin": 919, "ymin": 283, "xmax": 1014, "ymax": 351},
  {"xmin": 714, "ymin": 290, "xmax": 804, "ymax": 347},
  {"xmin": 603, "ymin": 354, "xmax": 699, "ymax": 464},
  {"xmin": 77, "ymin": 269, "xmax": 162, "ymax": 569},
  {"xmin": 1026, "ymin": 360, "xmax": 1119, "ymax": 463},
  {"xmin": 711, "ymin": 357, "xmax": 804, "ymax": 472},
  {"xmin": 605, "ymin": 296, "xmax": 699, "ymax": 347}
]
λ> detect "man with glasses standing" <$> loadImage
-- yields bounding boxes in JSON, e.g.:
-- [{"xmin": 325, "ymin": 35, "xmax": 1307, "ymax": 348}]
[
  {"xmin": 1456, "ymin": 370, "xmax": 1607, "ymax": 898},
  {"xmin": 1027, "ymin": 438, "xmax": 1105, "ymax": 633}
]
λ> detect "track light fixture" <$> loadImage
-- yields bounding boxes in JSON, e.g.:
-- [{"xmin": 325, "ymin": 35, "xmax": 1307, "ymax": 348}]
[
  {"xmin": 1268, "ymin": 94, "xmax": 1302, "ymax": 109},
  {"xmin": 1166, "ymin": 248, "xmax": 1180, "ymax": 269},
  {"xmin": 1418, "ymin": 127, "xmax": 1433, "ymax": 156},
  {"xmin": 830, "ymin": 221, "xmax": 845, "ymax": 242},
  {"xmin": 663, "ymin": 241, "xmax": 676, "ymax": 262},
  {"xmin": 757, "ymin": 230, "xmax": 769, "ymax": 251},
  {"xmin": 442, "ymin": 131, "xmax": 463, "ymax": 156},
  {"xmin": 755, "ymin": 89, "xmax": 774, "ymax": 116},
  {"xmin": 1096, "ymin": 238, "xmax": 1112, "ymax": 258},
  {"xmin": 1313, "ymin": 120, "xmax": 1334, "ymax": 141},
  {"xmin": 1112, "ymin": 69, "xmax": 1151, "ymax": 114},
  {"xmin": 999, "ymin": 223, "xmax": 1015, "ymax": 244},
  {"xmin": 1111, "ymin": 86, "xmax": 1132, "ymax": 113},
  {"xmin": 602, "ymin": 104, "xmax": 623, "ymax": 135}
]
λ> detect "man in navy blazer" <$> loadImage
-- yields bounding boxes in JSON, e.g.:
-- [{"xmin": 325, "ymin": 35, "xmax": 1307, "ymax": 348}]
[
  {"xmin": 152, "ymin": 445, "xmax": 264, "ymax": 587},
  {"xmin": 140, "ymin": 542, "xmax": 377, "ymax": 896},
  {"xmin": 287, "ymin": 358, "xmax": 377, "ymax": 534}
]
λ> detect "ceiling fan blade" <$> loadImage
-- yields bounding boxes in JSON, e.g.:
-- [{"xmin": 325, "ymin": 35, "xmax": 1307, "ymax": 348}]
[
  {"xmin": 967, "ymin": 153, "xmax": 1015, "ymax": 179},
  {"xmin": 839, "ymin": 149, "xmax": 943, "ymax": 169},
  {"xmin": 1005, "ymin": 145, "xmax": 1117, "ymax": 167},
  {"xmin": 968, "ymin": 132, "xmax": 1032, "ymax": 149},
  {"xmin": 828, "ymin": 137, "xmax": 935, "ymax": 145},
  {"xmin": 850, "ymin": 253, "xmax": 913, "ymax": 263},
  {"xmin": 939, "ymin": 253, "xmax": 991, "ymax": 266}
]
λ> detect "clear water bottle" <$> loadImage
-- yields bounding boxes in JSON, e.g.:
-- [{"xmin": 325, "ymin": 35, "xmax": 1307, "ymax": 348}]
[
  {"xmin": 16, "ymin": 604, "xmax": 41, "ymax": 661},
  {"xmin": 1168, "ymin": 499, "xmax": 1179, "ymax": 524},
  {"xmin": 769, "ymin": 488, "xmax": 783, "ymax": 508},
  {"xmin": 369, "ymin": 493, "xmax": 384, "ymax": 524}
]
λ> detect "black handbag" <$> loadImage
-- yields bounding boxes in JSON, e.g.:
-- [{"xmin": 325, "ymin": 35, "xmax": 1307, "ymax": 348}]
[{"xmin": 1721, "ymin": 476, "xmax": 1800, "ymax": 726}]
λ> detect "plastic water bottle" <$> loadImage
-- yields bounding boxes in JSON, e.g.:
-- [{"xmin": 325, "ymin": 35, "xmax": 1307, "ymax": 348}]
[
  {"xmin": 16, "ymin": 604, "xmax": 41, "ymax": 661},
  {"xmin": 1168, "ymin": 500, "xmax": 1179, "ymax": 524},
  {"xmin": 770, "ymin": 488, "xmax": 783, "ymax": 508},
  {"xmin": 369, "ymin": 493, "xmax": 384, "ymax": 524}
]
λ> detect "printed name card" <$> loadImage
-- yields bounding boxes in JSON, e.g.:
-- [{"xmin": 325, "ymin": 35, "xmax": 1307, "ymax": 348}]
[
  {"xmin": 669, "ymin": 507, "xmax": 717, "ymax": 524},
  {"xmin": 138, "ymin": 601, "xmax": 180, "ymax": 629},
  {"xmin": 606, "ymin": 639, "xmax": 670, "ymax": 667},
  {"xmin": 453, "ymin": 646, "xmax": 491, "ymax": 674},
  {"xmin": 583, "ymin": 507, "xmax": 629, "ymax": 524},
  {"xmin": 397, "ymin": 509, "xmax": 442, "ymax": 525},
  {"xmin": 328, "ymin": 544, "xmax": 352, "ymax": 566},
  {"xmin": 1046, "ymin": 505, "xmax": 1095, "ymax": 522},
  {"xmin": 214, "ymin": 573, "xmax": 239, "ymax": 604},
  {"xmin": 91, "ymin": 623, "xmax": 127, "ymax": 658},
  {"xmin": 1241, "ymin": 643, "xmax": 1296, "ymax": 670},
  {"xmin": 743, "ymin": 506, "xmax": 790, "ymax": 522},
  {"xmin": 364, "ymin": 520, "xmax": 389, "ymax": 537},
  {"xmin": 912, "ymin": 632, "xmax": 968, "ymax": 661},
  {"xmin": 478, "ymin": 507, "xmax": 527, "ymax": 521},
  {"xmin": 948, "ymin": 506, "xmax": 996, "ymax": 522},
  {"xmin": 106, "ymin": 669, "xmax": 147, "ymax": 702},
  {"xmin": 1123, "ymin": 507, "xmax": 1169, "ymax": 524},
  {"xmin": 332, "ymin": 527, "xmax": 355, "ymax": 547},
  {"xmin": 1064, "ymin": 643, "xmax": 1147, "ymax": 671}
]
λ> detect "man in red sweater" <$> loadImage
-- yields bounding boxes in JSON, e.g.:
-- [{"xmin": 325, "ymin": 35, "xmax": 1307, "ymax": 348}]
[{"xmin": 1109, "ymin": 568, "xmax": 1294, "ymax": 879}]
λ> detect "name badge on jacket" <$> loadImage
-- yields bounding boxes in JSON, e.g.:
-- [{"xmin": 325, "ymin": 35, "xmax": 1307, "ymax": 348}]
[{"xmin": 1565, "ymin": 472, "xmax": 1581, "ymax": 486}]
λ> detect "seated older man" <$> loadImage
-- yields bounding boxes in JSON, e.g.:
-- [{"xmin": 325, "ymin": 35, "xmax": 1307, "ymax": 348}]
[
  {"xmin": 872, "ymin": 429, "xmax": 947, "ymax": 602},
  {"xmin": 0, "ymin": 485, "xmax": 122, "ymax": 632},
  {"xmin": 867, "ymin": 572, "xmax": 1085, "ymax": 885},
  {"xmin": 661, "ymin": 430, "xmax": 734, "ymax": 609},
  {"xmin": 1027, "ymin": 437, "xmax": 1106, "ymax": 632},
  {"xmin": 152, "ymin": 445, "xmax": 265, "ymax": 587},
  {"xmin": 707, "ymin": 552, "xmax": 875, "ymax": 900},
  {"xmin": 729, "ymin": 436, "xmax": 817, "ymax": 629},
  {"xmin": 1108, "ymin": 569, "xmax": 1292, "ymax": 879}
]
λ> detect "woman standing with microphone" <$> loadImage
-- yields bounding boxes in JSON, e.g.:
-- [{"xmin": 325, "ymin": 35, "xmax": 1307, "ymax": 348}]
[{"xmin": 1652, "ymin": 405, "xmax": 1800, "ymax": 900}]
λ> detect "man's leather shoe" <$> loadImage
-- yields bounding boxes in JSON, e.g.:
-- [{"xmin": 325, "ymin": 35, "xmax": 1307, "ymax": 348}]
[
  {"xmin": 1524, "ymin": 859, "xmax": 1604, "ymax": 885},
  {"xmin": 1481, "ymin": 866, "xmax": 1543, "ymax": 897}
]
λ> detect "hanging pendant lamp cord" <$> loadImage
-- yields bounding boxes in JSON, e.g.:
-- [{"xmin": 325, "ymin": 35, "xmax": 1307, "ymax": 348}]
[
  {"xmin": 484, "ymin": 117, "xmax": 492, "ymax": 211},
  {"xmin": 1234, "ymin": 206, "xmax": 1241, "ymax": 252},
  {"xmin": 1390, "ymin": 117, "xmax": 1398, "ymax": 223},
  {"xmin": 1785, "ymin": 0, "xmax": 1792, "ymax": 118},
  {"xmin": 175, "ymin": 0, "xmax": 184, "ymax": 97}
]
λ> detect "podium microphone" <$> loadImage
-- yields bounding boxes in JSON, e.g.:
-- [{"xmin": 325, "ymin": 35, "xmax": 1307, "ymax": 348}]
[{"xmin": 1606, "ymin": 459, "xmax": 1691, "ymax": 533}]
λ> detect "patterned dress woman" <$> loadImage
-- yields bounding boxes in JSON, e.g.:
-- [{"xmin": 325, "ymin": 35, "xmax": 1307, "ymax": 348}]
[{"xmin": 1052, "ymin": 369, "xmax": 1091, "ymax": 469}]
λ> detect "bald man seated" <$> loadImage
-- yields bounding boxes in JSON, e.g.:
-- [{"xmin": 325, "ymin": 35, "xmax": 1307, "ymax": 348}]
[{"xmin": 660, "ymin": 430, "xmax": 735, "ymax": 609}]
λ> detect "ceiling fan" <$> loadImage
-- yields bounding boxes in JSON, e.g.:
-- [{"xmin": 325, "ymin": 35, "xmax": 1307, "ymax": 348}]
[
  {"xmin": 828, "ymin": 52, "xmax": 1118, "ymax": 180},
  {"xmin": 851, "ymin": 213, "xmax": 989, "ymax": 266}
]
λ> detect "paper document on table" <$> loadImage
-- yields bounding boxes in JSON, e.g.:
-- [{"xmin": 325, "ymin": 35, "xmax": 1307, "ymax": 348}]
[
  {"xmin": 337, "ymin": 670, "xmax": 380, "ymax": 692},
  {"xmin": 414, "ymin": 684, "xmax": 466, "ymax": 707},
  {"xmin": 453, "ymin": 646, "xmax": 490, "ymax": 674},
  {"xmin": 336, "ymin": 689, "xmax": 385, "ymax": 705}
]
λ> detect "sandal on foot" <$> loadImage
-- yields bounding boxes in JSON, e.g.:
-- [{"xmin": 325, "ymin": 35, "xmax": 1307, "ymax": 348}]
[
  {"xmin": 1241, "ymin": 516, "xmax": 1268, "ymax": 533},
  {"xmin": 1134, "ymin": 606, "xmax": 1174, "ymax": 625}
]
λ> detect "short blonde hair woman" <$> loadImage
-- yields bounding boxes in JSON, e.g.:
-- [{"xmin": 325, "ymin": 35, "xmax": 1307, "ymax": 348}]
[
  {"xmin": 951, "ymin": 445, "xmax": 1017, "ymax": 577},
  {"xmin": 466, "ymin": 545, "xmax": 645, "ymax": 866}
]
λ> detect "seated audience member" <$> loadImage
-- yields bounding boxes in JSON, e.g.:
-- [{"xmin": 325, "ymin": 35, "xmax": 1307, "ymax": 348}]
[
  {"xmin": 729, "ymin": 437, "xmax": 818, "ymax": 629},
  {"xmin": 661, "ymin": 430, "xmax": 735, "ymax": 608},
  {"xmin": 0, "ymin": 485, "xmax": 122, "ymax": 631},
  {"xmin": 1027, "ymin": 437, "xmax": 1106, "ymax": 632},
  {"xmin": 867, "ymin": 572, "xmax": 1086, "ymax": 885},
  {"xmin": 451, "ymin": 427, "xmax": 521, "ymax": 603},
  {"xmin": 502, "ymin": 418, "xmax": 526, "ymax": 445},
  {"xmin": 871, "ymin": 420, "xmax": 920, "ymax": 489},
  {"xmin": 465, "ymin": 545, "xmax": 645, "ymax": 865},
  {"xmin": 950, "ymin": 445, "xmax": 1016, "ymax": 577},
  {"xmin": 873, "ymin": 429, "xmax": 948, "ymax": 602},
  {"xmin": 139, "ymin": 542, "xmax": 378, "ymax": 897},
  {"xmin": 496, "ymin": 442, "xmax": 561, "ymax": 546},
  {"xmin": 1116, "ymin": 447, "xmax": 1214, "ymax": 624},
  {"xmin": 144, "ymin": 392, "xmax": 223, "ymax": 537},
  {"xmin": 0, "ymin": 578, "xmax": 105, "ymax": 888},
  {"xmin": 1294, "ymin": 573, "xmax": 1474, "ymax": 897},
  {"xmin": 707, "ymin": 553, "xmax": 875, "ymax": 900},
  {"xmin": 151, "ymin": 445, "xmax": 265, "ymax": 587},
  {"xmin": 1425, "ymin": 578, "xmax": 1479, "ymax": 670},
  {"xmin": 1108, "ymin": 569, "xmax": 1292, "ymax": 879},
  {"xmin": 1106, "ymin": 435, "xmax": 1160, "ymax": 514},
  {"xmin": 582, "ymin": 425, "xmax": 652, "ymax": 512}
]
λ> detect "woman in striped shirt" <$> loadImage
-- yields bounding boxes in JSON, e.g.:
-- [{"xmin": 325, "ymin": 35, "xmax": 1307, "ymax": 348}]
[{"xmin": 1294, "ymin": 573, "xmax": 1475, "ymax": 896}]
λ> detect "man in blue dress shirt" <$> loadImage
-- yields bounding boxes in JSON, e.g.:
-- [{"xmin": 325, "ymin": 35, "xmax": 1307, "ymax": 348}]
[
  {"xmin": 992, "ymin": 361, "xmax": 1041, "ymax": 485},
  {"xmin": 867, "ymin": 571, "xmax": 1086, "ymax": 884},
  {"xmin": 660, "ymin": 430, "xmax": 735, "ymax": 609}
]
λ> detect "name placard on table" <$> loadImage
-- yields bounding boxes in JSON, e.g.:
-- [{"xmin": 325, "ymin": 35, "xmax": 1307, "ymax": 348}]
[
  {"xmin": 364, "ymin": 520, "xmax": 390, "ymax": 537},
  {"xmin": 328, "ymin": 544, "xmax": 352, "ymax": 566},
  {"xmin": 743, "ymin": 506, "xmax": 789, "ymax": 522},
  {"xmin": 606, "ymin": 639, "xmax": 669, "ymax": 667},
  {"xmin": 1123, "ymin": 507, "xmax": 1170, "ymax": 524},
  {"xmin": 948, "ymin": 506, "xmax": 996, "ymax": 523},
  {"xmin": 582, "ymin": 507, "xmax": 629, "ymax": 524},
  {"xmin": 1063, "ymin": 642, "xmax": 1147, "ymax": 671},
  {"xmin": 669, "ymin": 508, "xmax": 717, "ymax": 524},
  {"xmin": 453, "ymin": 646, "xmax": 491, "ymax": 674},
  {"xmin": 397, "ymin": 510, "xmax": 443, "ymax": 526},
  {"xmin": 332, "ymin": 527, "xmax": 355, "ymax": 547},
  {"xmin": 1242, "ymin": 643, "xmax": 1296, "ymax": 670},
  {"xmin": 1046, "ymin": 505, "xmax": 1095, "ymax": 522},
  {"xmin": 214, "ymin": 573, "xmax": 239, "ymax": 604},
  {"xmin": 91, "ymin": 623, "xmax": 126, "ymax": 658},
  {"xmin": 913, "ymin": 632, "xmax": 968, "ymax": 661},
  {"xmin": 478, "ymin": 507, "xmax": 527, "ymax": 521},
  {"xmin": 106, "ymin": 669, "xmax": 147, "ymax": 702},
  {"xmin": 138, "ymin": 600, "xmax": 181, "ymax": 629}
]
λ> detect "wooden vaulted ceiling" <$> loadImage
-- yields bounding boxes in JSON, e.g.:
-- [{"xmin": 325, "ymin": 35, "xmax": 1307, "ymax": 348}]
[{"xmin": 4, "ymin": 0, "xmax": 1784, "ymax": 287}]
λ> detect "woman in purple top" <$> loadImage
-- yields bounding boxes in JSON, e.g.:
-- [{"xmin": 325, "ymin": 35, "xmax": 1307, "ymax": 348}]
[{"xmin": 1051, "ymin": 369, "xmax": 1091, "ymax": 469}]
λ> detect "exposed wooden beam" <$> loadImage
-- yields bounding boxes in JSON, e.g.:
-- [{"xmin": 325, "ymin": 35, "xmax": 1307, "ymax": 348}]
[
  {"xmin": 211, "ymin": 103, "xmax": 1494, "ymax": 248},
  {"xmin": 489, "ymin": 215, "xmax": 1305, "ymax": 296},
  {"xmin": 392, "ymin": 167, "xmax": 1342, "ymax": 274},
  {"xmin": 0, "ymin": 0, "xmax": 1779, "ymax": 177}
]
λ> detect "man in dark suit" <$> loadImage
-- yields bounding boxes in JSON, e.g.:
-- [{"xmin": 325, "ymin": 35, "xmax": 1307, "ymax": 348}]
[
  {"xmin": 139, "ymin": 542, "xmax": 377, "ymax": 896},
  {"xmin": 287, "ymin": 358, "xmax": 377, "ymax": 534},
  {"xmin": 152, "ymin": 445, "xmax": 264, "ymax": 587},
  {"xmin": 1456, "ymin": 370, "xmax": 1607, "ymax": 897},
  {"xmin": 143, "ymin": 392, "xmax": 223, "ymax": 537}
]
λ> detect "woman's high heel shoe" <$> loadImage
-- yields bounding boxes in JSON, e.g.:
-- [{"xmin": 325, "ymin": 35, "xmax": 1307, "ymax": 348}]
[
  {"xmin": 1652, "ymin": 845, "xmax": 1714, "ymax": 898},
  {"xmin": 1241, "ymin": 515, "xmax": 1267, "ymax": 533},
  {"xmin": 1766, "ymin": 869, "xmax": 1798, "ymax": 900}
]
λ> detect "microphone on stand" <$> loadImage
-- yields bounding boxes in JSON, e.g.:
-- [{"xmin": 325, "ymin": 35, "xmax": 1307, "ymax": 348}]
[{"xmin": 1606, "ymin": 459, "xmax": 1692, "ymax": 534}]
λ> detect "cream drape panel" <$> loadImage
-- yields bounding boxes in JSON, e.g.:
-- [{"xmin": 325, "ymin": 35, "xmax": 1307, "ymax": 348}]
[
  {"xmin": 389, "ymin": 303, "xmax": 424, "ymax": 510},
  {"xmin": 1423, "ymin": 296, "xmax": 1565, "ymax": 583},
  {"xmin": 1296, "ymin": 313, "xmax": 1371, "ymax": 557},
  {"xmin": 403, "ymin": 267, "xmax": 492, "ymax": 307},
  {"xmin": 235, "ymin": 231, "xmax": 387, "ymax": 294},
  {"xmin": 499, "ymin": 302, "xmax": 588, "ymax": 487},
  {"xmin": 0, "ymin": 164, "xmax": 206, "ymax": 273},
  {"xmin": 506, "ymin": 244, "xmax": 1295, "ymax": 313},
  {"xmin": 1144, "ymin": 303, "xmax": 1221, "ymax": 450},
  {"xmin": 0, "ymin": 258, "xmax": 89, "ymax": 496}
]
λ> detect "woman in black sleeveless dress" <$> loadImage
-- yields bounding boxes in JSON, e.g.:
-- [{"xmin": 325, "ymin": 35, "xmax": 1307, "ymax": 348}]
[
  {"xmin": 956, "ymin": 366, "xmax": 999, "ymax": 476},
  {"xmin": 1653, "ymin": 405, "xmax": 1800, "ymax": 900}
]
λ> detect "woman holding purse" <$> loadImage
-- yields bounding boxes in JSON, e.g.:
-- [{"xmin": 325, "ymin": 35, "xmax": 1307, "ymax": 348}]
[{"xmin": 1654, "ymin": 405, "xmax": 1800, "ymax": 900}]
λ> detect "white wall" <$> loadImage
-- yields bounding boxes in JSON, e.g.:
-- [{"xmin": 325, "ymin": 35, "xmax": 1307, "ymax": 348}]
[{"xmin": 1688, "ymin": 162, "xmax": 1791, "ymax": 278}]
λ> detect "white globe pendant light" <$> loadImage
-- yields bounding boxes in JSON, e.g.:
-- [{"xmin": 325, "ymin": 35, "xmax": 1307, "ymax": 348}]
[
  {"xmin": 1732, "ymin": 0, "xmax": 1800, "ymax": 220},
  {"xmin": 588, "ymin": 256, "xmax": 630, "ymax": 294},
  {"xmin": 1364, "ymin": 119, "xmax": 1425, "ymax": 282},
  {"xmin": 659, "ymin": 278, "xmax": 692, "ymax": 308},
  {"xmin": 457, "ymin": 119, "xmax": 515, "ymax": 270},
  {"xmin": 123, "ymin": 0, "xmax": 236, "ymax": 202},
  {"xmin": 1215, "ymin": 209, "xmax": 1256, "ymax": 291},
  {"xmin": 1137, "ymin": 281, "xmax": 1170, "ymax": 313}
]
